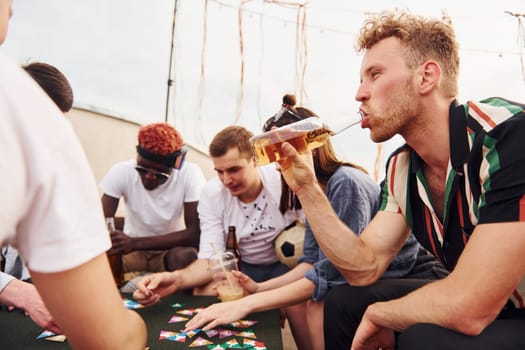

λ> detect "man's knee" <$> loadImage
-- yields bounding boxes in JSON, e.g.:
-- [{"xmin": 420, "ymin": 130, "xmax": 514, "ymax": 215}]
[
  {"xmin": 325, "ymin": 284, "xmax": 382, "ymax": 322},
  {"xmin": 397, "ymin": 323, "xmax": 447, "ymax": 350},
  {"xmin": 165, "ymin": 247, "xmax": 197, "ymax": 271}
]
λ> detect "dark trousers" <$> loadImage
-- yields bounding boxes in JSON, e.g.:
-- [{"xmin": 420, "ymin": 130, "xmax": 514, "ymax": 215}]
[
  {"xmin": 324, "ymin": 279, "xmax": 430, "ymax": 349},
  {"xmin": 324, "ymin": 279, "xmax": 525, "ymax": 349}
]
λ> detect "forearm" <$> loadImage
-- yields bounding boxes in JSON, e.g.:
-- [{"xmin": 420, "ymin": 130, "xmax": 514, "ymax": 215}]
[
  {"xmin": 258, "ymin": 263, "xmax": 311, "ymax": 292},
  {"xmin": 364, "ymin": 275, "xmax": 496, "ymax": 336},
  {"xmin": 0, "ymin": 278, "xmax": 23, "ymax": 307},
  {"xmin": 177, "ymin": 259, "xmax": 213, "ymax": 289},
  {"xmin": 243, "ymin": 278, "xmax": 314, "ymax": 313},
  {"xmin": 295, "ymin": 183, "xmax": 379, "ymax": 284},
  {"xmin": 131, "ymin": 228, "xmax": 200, "ymax": 251}
]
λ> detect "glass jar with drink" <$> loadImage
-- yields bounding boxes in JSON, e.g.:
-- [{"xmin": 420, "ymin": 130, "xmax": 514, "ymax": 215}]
[
  {"xmin": 250, "ymin": 113, "xmax": 362, "ymax": 166},
  {"xmin": 105, "ymin": 217, "xmax": 124, "ymax": 286}
]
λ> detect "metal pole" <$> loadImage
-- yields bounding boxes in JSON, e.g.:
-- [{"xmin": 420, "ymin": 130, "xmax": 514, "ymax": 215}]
[{"xmin": 165, "ymin": 0, "xmax": 178, "ymax": 123}]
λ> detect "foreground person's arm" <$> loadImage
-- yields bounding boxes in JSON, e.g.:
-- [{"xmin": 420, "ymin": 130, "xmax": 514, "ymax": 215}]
[
  {"xmin": 0, "ymin": 275, "xmax": 60, "ymax": 333},
  {"xmin": 31, "ymin": 254, "xmax": 146, "ymax": 350}
]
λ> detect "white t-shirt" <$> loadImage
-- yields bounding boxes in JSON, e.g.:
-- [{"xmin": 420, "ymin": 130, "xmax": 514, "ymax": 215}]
[
  {"xmin": 0, "ymin": 54, "xmax": 110, "ymax": 273},
  {"xmin": 197, "ymin": 165, "xmax": 301, "ymax": 264},
  {"xmin": 99, "ymin": 160, "xmax": 206, "ymax": 237}
]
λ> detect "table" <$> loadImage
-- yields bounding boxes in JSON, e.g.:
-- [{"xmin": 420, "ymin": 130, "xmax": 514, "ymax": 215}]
[{"xmin": 0, "ymin": 294, "xmax": 283, "ymax": 349}]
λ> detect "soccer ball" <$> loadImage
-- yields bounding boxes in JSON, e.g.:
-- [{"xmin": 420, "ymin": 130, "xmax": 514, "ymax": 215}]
[{"xmin": 274, "ymin": 221, "xmax": 305, "ymax": 269}]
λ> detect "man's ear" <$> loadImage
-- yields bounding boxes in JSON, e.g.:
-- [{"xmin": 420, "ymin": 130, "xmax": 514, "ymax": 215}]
[{"xmin": 419, "ymin": 60, "xmax": 441, "ymax": 95}]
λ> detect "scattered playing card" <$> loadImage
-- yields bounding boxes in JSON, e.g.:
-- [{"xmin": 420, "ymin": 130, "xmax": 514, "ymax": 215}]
[
  {"xmin": 159, "ymin": 330, "xmax": 178, "ymax": 340},
  {"xmin": 169, "ymin": 315, "xmax": 189, "ymax": 323},
  {"xmin": 185, "ymin": 328, "xmax": 201, "ymax": 338},
  {"xmin": 229, "ymin": 319, "xmax": 258, "ymax": 328},
  {"xmin": 36, "ymin": 330, "xmax": 56, "ymax": 339},
  {"xmin": 204, "ymin": 329, "xmax": 219, "ymax": 338},
  {"xmin": 242, "ymin": 339, "xmax": 267, "ymax": 349},
  {"xmin": 217, "ymin": 328, "xmax": 239, "ymax": 339},
  {"xmin": 237, "ymin": 329, "xmax": 256, "ymax": 338},
  {"xmin": 207, "ymin": 344, "xmax": 227, "ymax": 350},
  {"xmin": 36, "ymin": 330, "xmax": 67, "ymax": 342},
  {"xmin": 45, "ymin": 335, "xmax": 67, "ymax": 342},
  {"xmin": 123, "ymin": 298, "xmax": 144, "ymax": 309},
  {"xmin": 176, "ymin": 308, "xmax": 203, "ymax": 316},
  {"xmin": 222, "ymin": 338, "xmax": 242, "ymax": 348},
  {"xmin": 167, "ymin": 333, "xmax": 186, "ymax": 342},
  {"xmin": 189, "ymin": 336, "xmax": 213, "ymax": 347}
]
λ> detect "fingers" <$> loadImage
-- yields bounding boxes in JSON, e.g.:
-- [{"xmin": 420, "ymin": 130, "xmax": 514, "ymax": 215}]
[
  {"xmin": 184, "ymin": 313, "xmax": 220, "ymax": 332},
  {"xmin": 133, "ymin": 290, "xmax": 160, "ymax": 307},
  {"xmin": 45, "ymin": 322, "xmax": 62, "ymax": 335},
  {"xmin": 134, "ymin": 277, "xmax": 154, "ymax": 296},
  {"xmin": 281, "ymin": 141, "xmax": 299, "ymax": 157}
]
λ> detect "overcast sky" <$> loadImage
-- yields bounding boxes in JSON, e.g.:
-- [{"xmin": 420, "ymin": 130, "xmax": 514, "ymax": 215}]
[{"xmin": 2, "ymin": 0, "xmax": 524, "ymax": 176}]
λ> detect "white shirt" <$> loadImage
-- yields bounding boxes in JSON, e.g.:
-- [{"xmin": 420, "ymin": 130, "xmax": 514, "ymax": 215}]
[
  {"xmin": 0, "ymin": 54, "xmax": 110, "ymax": 273},
  {"xmin": 197, "ymin": 165, "xmax": 301, "ymax": 264},
  {"xmin": 99, "ymin": 160, "xmax": 206, "ymax": 237}
]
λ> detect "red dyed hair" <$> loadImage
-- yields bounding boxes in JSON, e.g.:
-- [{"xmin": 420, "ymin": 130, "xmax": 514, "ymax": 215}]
[{"xmin": 137, "ymin": 123, "xmax": 184, "ymax": 155}]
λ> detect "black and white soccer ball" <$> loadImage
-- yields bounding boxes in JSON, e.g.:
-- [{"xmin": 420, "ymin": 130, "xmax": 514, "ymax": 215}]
[{"xmin": 274, "ymin": 221, "xmax": 305, "ymax": 269}]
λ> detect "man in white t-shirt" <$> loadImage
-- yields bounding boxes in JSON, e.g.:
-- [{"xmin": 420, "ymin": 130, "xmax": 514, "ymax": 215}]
[
  {"xmin": 0, "ymin": 2, "xmax": 146, "ymax": 348},
  {"xmin": 100, "ymin": 123, "xmax": 206, "ymax": 276},
  {"xmin": 133, "ymin": 126, "xmax": 302, "ymax": 303}
]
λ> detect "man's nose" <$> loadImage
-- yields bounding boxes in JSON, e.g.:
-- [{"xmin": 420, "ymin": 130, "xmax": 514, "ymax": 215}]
[{"xmin": 355, "ymin": 83, "xmax": 369, "ymax": 102}]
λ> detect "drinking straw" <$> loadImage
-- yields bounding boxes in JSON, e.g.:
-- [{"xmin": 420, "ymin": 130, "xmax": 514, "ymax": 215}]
[{"xmin": 210, "ymin": 242, "xmax": 235, "ymax": 290}]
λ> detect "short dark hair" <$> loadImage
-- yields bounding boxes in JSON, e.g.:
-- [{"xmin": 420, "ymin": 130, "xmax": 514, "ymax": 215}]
[{"xmin": 23, "ymin": 62, "xmax": 74, "ymax": 112}]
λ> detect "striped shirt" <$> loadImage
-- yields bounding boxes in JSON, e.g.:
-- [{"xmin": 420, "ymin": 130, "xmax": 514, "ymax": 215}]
[{"xmin": 379, "ymin": 97, "xmax": 525, "ymax": 308}]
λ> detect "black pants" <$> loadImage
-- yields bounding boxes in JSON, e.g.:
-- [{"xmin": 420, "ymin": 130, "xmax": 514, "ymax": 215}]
[{"xmin": 324, "ymin": 279, "xmax": 525, "ymax": 349}]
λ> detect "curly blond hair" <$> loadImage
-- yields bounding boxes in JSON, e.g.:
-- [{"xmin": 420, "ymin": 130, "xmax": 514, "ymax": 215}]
[
  {"xmin": 138, "ymin": 123, "xmax": 184, "ymax": 155},
  {"xmin": 357, "ymin": 9, "xmax": 459, "ymax": 98}
]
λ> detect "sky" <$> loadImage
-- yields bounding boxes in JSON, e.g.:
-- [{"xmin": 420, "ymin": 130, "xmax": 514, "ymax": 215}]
[{"xmin": 1, "ymin": 0, "xmax": 524, "ymax": 178}]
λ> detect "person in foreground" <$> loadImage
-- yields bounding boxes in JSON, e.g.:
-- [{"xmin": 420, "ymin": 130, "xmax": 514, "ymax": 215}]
[
  {"xmin": 277, "ymin": 10, "xmax": 525, "ymax": 350},
  {"xmin": 100, "ymin": 122, "xmax": 205, "ymax": 281},
  {"xmin": 184, "ymin": 94, "xmax": 447, "ymax": 349},
  {"xmin": 0, "ymin": 2, "xmax": 146, "ymax": 349},
  {"xmin": 0, "ymin": 60, "xmax": 74, "ymax": 333}
]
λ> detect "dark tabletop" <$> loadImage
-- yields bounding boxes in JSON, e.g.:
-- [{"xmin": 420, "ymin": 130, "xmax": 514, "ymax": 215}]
[{"xmin": 0, "ymin": 294, "xmax": 283, "ymax": 349}]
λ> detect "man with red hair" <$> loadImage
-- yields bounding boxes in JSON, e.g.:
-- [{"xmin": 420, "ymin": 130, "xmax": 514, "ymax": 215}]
[{"xmin": 100, "ymin": 122, "xmax": 205, "ymax": 288}]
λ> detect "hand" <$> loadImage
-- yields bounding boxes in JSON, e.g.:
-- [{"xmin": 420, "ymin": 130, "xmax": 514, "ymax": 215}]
[
  {"xmin": 3, "ymin": 280, "xmax": 61, "ymax": 333},
  {"xmin": 184, "ymin": 299, "xmax": 251, "ymax": 332},
  {"xmin": 108, "ymin": 230, "xmax": 133, "ymax": 255},
  {"xmin": 351, "ymin": 308, "xmax": 395, "ymax": 350},
  {"xmin": 133, "ymin": 272, "xmax": 178, "ymax": 307},
  {"xmin": 277, "ymin": 142, "xmax": 317, "ymax": 194},
  {"xmin": 232, "ymin": 270, "xmax": 259, "ymax": 295}
]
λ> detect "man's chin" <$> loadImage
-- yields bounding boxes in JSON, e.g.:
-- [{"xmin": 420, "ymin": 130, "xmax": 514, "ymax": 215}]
[
  {"xmin": 228, "ymin": 187, "xmax": 241, "ymax": 196},
  {"xmin": 142, "ymin": 182, "xmax": 158, "ymax": 191}
]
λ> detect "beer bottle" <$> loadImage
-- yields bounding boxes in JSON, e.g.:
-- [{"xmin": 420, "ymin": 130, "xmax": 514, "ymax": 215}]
[
  {"xmin": 105, "ymin": 217, "xmax": 125, "ymax": 286},
  {"xmin": 226, "ymin": 226, "xmax": 241, "ymax": 268}
]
